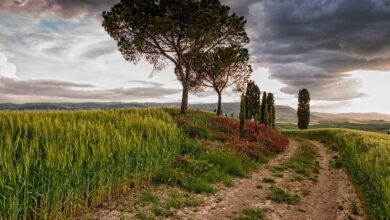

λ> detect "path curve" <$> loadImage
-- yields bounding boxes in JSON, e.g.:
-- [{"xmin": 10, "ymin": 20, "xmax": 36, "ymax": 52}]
[
  {"xmin": 175, "ymin": 140, "xmax": 367, "ymax": 220},
  {"xmin": 175, "ymin": 140, "xmax": 299, "ymax": 219}
]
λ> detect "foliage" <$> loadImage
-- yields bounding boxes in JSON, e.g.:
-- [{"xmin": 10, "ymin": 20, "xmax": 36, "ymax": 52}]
[
  {"xmin": 297, "ymin": 88, "xmax": 310, "ymax": 129},
  {"xmin": 260, "ymin": 91, "xmax": 267, "ymax": 124},
  {"xmin": 263, "ymin": 102, "xmax": 269, "ymax": 126},
  {"xmin": 285, "ymin": 129, "xmax": 390, "ymax": 219},
  {"xmin": 233, "ymin": 207, "xmax": 264, "ymax": 220},
  {"xmin": 285, "ymin": 140, "xmax": 318, "ymax": 176},
  {"xmin": 266, "ymin": 187, "xmax": 299, "ymax": 204},
  {"xmin": 102, "ymin": 0, "xmax": 248, "ymax": 114},
  {"xmin": 245, "ymin": 80, "xmax": 261, "ymax": 120},
  {"xmin": 240, "ymin": 94, "xmax": 246, "ymax": 137},
  {"xmin": 192, "ymin": 46, "xmax": 252, "ymax": 115},
  {"xmin": 0, "ymin": 109, "xmax": 181, "ymax": 219},
  {"xmin": 0, "ymin": 107, "xmax": 289, "ymax": 219},
  {"xmin": 267, "ymin": 93, "xmax": 275, "ymax": 127},
  {"xmin": 211, "ymin": 118, "xmax": 289, "ymax": 157}
]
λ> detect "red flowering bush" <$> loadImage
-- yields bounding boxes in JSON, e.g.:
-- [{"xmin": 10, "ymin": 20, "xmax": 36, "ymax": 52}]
[{"xmin": 209, "ymin": 118, "xmax": 288, "ymax": 159}]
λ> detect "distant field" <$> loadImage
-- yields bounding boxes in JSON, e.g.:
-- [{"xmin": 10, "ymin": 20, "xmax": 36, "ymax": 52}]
[
  {"xmin": 285, "ymin": 129, "xmax": 390, "ymax": 219},
  {"xmin": 278, "ymin": 121, "xmax": 390, "ymax": 133}
]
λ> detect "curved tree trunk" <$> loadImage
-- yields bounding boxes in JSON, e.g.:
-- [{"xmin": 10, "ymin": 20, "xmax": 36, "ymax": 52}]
[{"xmin": 217, "ymin": 92, "xmax": 222, "ymax": 116}]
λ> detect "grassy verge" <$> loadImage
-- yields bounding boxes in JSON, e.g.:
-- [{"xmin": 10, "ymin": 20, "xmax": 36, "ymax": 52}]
[
  {"xmin": 284, "ymin": 139, "xmax": 319, "ymax": 177},
  {"xmin": 285, "ymin": 129, "xmax": 390, "ymax": 219}
]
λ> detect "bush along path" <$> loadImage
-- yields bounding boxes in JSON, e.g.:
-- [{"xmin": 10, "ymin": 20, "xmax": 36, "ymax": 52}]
[{"xmin": 174, "ymin": 140, "xmax": 367, "ymax": 220}]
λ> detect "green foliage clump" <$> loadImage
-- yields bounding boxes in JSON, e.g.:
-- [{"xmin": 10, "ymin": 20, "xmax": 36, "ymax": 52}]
[
  {"xmin": 297, "ymin": 88, "xmax": 310, "ymax": 129},
  {"xmin": 233, "ymin": 207, "xmax": 264, "ymax": 220},
  {"xmin": 266, "ymin": 187, "xmax": 299, "ymax": 204}
]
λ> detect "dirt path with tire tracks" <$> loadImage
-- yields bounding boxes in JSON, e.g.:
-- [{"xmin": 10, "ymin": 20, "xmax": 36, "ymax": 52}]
[
  {"xmin": 174, "ymin": 140, "xmax": 366, "ymax": 220},
  {"xmin": 77, "ymin": 140, "xmax": 367, "ymax": 220}
]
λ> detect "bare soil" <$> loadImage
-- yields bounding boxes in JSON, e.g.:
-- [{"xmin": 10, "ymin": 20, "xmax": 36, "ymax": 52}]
[{"xmin": 77, "ymin": 140, "xmax": 367, "ymax": 220}]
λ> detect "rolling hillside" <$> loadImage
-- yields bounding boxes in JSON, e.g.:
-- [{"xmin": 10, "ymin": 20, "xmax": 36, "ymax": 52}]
[{"xmin": 1, "ymin": 102, "xmax": 389, "ymax": 122}]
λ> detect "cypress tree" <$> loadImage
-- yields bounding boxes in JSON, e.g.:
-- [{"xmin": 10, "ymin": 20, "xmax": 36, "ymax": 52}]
[
  {"xmin": 267, "ymin": 93, "xmax": 275, "ymax": 127},
  {"xmin": 263, "ymin": 102, "xmax": 269, "ymax": 126},
  {"xmin": 254, "ymin": 97, "xmax": 261, "ymax": 131},
  {"xmin": 244, "ymin": 81, "xmax": 261, "ymax": 120},
  {"xmin": 239, "ymin": 94, "xmax": 246, "ymax": 137},
  {"xmin": 297, "ymin": 88, "xmax": 310, "ymax": 129},
  {"xmin": 260, "ymin": 91, "xmax": 267, "ymax": 123}
]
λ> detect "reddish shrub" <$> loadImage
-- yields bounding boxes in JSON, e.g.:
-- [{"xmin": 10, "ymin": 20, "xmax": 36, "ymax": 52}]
[{"xmin": 209, "ymin": 118, "xmax": 289, "ymax": 158}]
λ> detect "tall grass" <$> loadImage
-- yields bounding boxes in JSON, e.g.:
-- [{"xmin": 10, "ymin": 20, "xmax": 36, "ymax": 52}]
[
  {"xmin": 0, "ymin": 109, "xmax": 181, "ymax": 219},
  {"xmin": 285, "ymin": 129, "xmax": 390, "ymax": 220}
]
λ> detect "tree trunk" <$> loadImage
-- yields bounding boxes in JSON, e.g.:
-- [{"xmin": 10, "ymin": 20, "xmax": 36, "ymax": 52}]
[
  {"xmin": 180, "ymin": 81, "xmax": 189, "ymax": 115},
  {"xmin": 217, "ymin": 92, "xmax": 222, "ymax": 116}
]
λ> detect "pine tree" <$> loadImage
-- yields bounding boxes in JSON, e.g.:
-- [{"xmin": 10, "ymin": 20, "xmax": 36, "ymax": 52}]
[
  {"xmin": 260, "ymin": 91, "xmax": 267, "ymax": 123},
  {"xmin": 239, "ymin": 94, "xmax": 246, "ymax": 137},
  {"xmin": 297, "ymin": 88, "xmax": 310, "ymax": 129}
]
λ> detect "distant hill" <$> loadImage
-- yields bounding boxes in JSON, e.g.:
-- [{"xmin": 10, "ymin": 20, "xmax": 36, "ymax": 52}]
[
  {"xmin": 312, "ymin": 112, "xmax": 390, "ymax": 122},
  {"xmin": 1, "ymin": 102, "xmax": 389, "ymax": 122}
]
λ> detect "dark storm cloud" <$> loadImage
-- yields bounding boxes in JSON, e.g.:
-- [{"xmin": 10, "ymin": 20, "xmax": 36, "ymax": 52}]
[
  {"xmin": 0, "ymin": 0, "xmax": 119, "ymax": 17},
  {"xmin": 0, "ymin": 77, "xmax": 181, "ymax": 102},
  {"xmin": 224, "ymin": 0, "xmax": 390, "ymax": 101}
]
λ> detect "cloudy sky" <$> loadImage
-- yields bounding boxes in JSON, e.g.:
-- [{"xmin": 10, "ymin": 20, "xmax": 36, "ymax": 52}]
[{"xmin": 0, "ymin": 0, "xmax": 389, "ymax": 113}]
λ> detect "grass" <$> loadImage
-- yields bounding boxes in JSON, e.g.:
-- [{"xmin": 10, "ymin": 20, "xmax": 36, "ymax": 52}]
[
  {"xmin": 284, "ymin": 139, "xmax": 318, "ymax": 176},
  {"xmin": 266, "ymin": 187, "xmax": 299, "ymax": 204},
  {"xmin": 165, "ymin": 190, "xmax": 201, "ymax": 209},
  {"xmin": 285, "ymin": 129, "xmax": 390, "ymax": 219},
  {"xmin": 138, "ymin": 189, "xmax": 201, "ymax": 218},
  {"xmin": 233, "ymin": 207, "xmax": 264, "ymax": 220},
  {"xmin": 0, "ymin": 108, "xmax": 286, "ymax": 219},
  {"xmin": 223, "ymin": 177, "xmax": 234, "ymax": 187},
  {"xmin": 0, "ymin": 109, "xmax": 181, "ymax": 219},
  {"xmin": 290, "ymin": 175, "xmax": 304, "ymax": 182},
  {"xmin": 152, "ymin": 109, "xmax": 261, "ymax": 194},
  {"xmin": 151, "ymin": 206, "xmax": 174, "ymax": 217},
  {"xmin": 139, "ymin": 191, "xmax": 160, "ymax": 204}
]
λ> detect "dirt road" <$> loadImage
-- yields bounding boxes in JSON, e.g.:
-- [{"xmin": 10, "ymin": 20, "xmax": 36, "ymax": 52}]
[
  {"xmin": 175, "ymin": 140, "xmax": 366, "ymax": 220},
  {"xmin": 78, "ymin": 140, "xmax": 366, "ymax": 220}
]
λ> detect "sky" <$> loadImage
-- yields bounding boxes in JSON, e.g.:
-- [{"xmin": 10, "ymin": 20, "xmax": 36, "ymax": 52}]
[{"xmin": 0, "ymin": 0, "xmax": 389, "ymax": 114}]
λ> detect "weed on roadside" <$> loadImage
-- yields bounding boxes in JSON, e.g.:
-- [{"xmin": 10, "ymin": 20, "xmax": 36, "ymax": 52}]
[
  {"xmin": 233, "ymin": 207, "xmax": 264, "ymax": 220},
  {"xmin": 266, "ymin": 187, "xmax": 299, "ymax": 204}
]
